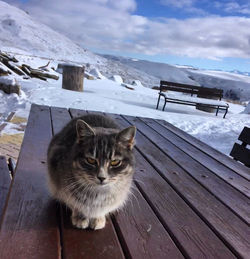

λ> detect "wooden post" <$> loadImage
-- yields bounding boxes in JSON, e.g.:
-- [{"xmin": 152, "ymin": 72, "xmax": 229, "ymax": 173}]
[{"xmin": 62, "ymin": 65, "xmax": 84, "ymax": 92}]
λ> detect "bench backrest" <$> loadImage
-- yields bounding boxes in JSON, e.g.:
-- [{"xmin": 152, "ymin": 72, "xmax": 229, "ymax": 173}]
[
  {"xmin": 160, "ymin": 80, "xmax": 223, "ymax": 99},
  {"xmin": 230, "ymin": 127, "xmax": 250, "ymax": 167}
]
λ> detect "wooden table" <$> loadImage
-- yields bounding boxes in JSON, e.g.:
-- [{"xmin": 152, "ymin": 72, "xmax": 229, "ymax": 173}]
[{"xmin": 0, "ymin": 104, "xmax": 249, "ymax": 259}]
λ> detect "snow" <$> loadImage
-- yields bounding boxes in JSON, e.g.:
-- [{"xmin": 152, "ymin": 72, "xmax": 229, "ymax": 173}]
[
  {"xmin": 0, "ymin": 1, "xmax": 105, "ymax": 65},
  {"xmin": 0, "ymin": 62, "xmax": 10, "ymax": 73},
  {"xmin": 102, "ymin": 54, "xmax": 250, "ymax": 102},
  {"xmin": 89, "ymin": 68, "xmax": 106, "ymax": 79},
  {"xmin": 0, "ymin": 56, "xmax": 249, "ymax": 157},
  {"xmin": 132, "ymin": 80, "xmax": 143, "ymax": 87},
  {"xmin": 110, "ymin": 75, "xmax": 123, "ymax": 84},
  {"xmin": 0, "ymin": 76, "xmax": 16, "ymax": 85},
  {"xmin": 243, "ymin": 103, "xmax": 250, "ymax": 114}
]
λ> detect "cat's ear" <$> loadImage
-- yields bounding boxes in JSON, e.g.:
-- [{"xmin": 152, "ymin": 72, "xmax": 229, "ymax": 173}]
[
  {"xmin": 76, "ymin": 120, "xmax": 95, "ymax": 141},
  {"xmin": 116, "ymin": 126, "xmax": 136, "ymax": 150}
]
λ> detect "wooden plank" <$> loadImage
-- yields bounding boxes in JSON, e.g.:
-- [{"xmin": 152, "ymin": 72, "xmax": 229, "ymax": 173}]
[
  {"xmin": 140, "ymin": 117, "xmax": 250, "ymax": 199},
  {"xmin": 156, "ymin": 118, "xmax": 250, "ymax": 180},
  {"xmin": 62, "ymin": 208, "xmax": 125, "ymax": 259},
  {"xmin": 161, "ymin": 80, "xmax": 201, "ymax": 90},
  {"xmin": 230, "ymin": 143, "xmax": 250, "ymax": 167},
  {"xmin": 160, "ymin": 80, "xmax": 223, "ymax": 97},
  {"xmin": 160, "ymin": 87, "xmax": 198, "ymax": 95},
  {"xmin": 50, "ymin": 107, "xmax": 125, "ymax": 259},
  {"xmin": 238, "ymin": 126, "xmax": 250, "ymax": 145},
  {"xmin": 110, "ymin": 114, "xmax": 236, "ymax": 258},
  {"xmin": 69, "ymin": 108, "xmax": 87, "ymax": 117},
  {"xmin": 112, "ymin": 182, "xmax": 184, "ymax": 259},
  {"xmin": 0, "ymin": 104, "xmax": 60, "ymax": 259},
  {"xmin": 69, "ymin": 109, "xmax": 185, "ymax": 258},
  {"xmin": 50, "ymin": 106, "xmax": 72, "ymax": 135},
  {"xmin": 118, "ymin": 115, "xmax": 250, "ymax": 258},
  {"xmin": 0, "ymin": 156, "xmax": 11, "ymax": 220},
  {"xmin": 129, "ymin": 116, "xmax": 250, "ymax": 224}
]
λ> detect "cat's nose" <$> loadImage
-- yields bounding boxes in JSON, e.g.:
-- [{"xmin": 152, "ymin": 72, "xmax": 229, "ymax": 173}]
[{"xmin": 97, "ymin": 176, "xmax": 106, "ymax": 183}]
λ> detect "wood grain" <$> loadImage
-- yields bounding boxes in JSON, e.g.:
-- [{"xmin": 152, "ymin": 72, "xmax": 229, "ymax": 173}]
[
  {"xmin": 156, "ymin": 118, "xmax": 250, "ymax": 180},
  {"xmin": 62, "ymin": 65, "xmax": 84, "ymax": 92},
  {"xmin": 120, "ymin": 114, "xmax": 250, "ymax": 258},
  {"xmin": 0, "ymin": 156, "xmax": 11, "ymax": 221},
  {"xmin": 138, "ymin": 117, "xmax": 250, "ymax": 223},
  {"xmin": 141, "ymin": 117, "xmax": 249, "ymax": 197},
  {"xmin": 0, "ymin": 104, "xmax": 60, "ymax": 259},
  {"xmin": 110, "ymin": 113, "xmax": 236, "ymax": 259}
]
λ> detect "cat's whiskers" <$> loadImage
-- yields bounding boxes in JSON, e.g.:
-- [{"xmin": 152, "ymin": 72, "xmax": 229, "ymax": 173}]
[
  {"xmin": 47, "ymin": 113, "xmax": 136, "ymax": 230},
  {"xmin": 128, "ymin": 191, "xmax": 140, "ymax": 209}
]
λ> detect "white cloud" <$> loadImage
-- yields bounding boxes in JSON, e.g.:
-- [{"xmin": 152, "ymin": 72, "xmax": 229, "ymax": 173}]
[
  {"xmin": 214, "ymin": 1, "xmax": 250, "ymax": 15},
  {"xmin": 160, "ymin": 0, "xmax": 196, "ymax": 8},
  {"xmin": 2, "ymin": 0, "xmax": 250, "ymax": 60},
  {"xmin": 224, "ymin": 1, "xmax": 250, "ymax": 15},
  {"xmin": 141, "ymin": 16, "xmax": 250, "ymax": 59}
]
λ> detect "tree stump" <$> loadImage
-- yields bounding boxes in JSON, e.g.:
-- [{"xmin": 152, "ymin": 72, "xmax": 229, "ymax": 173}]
[{"xmin": 62, "ymin": 65, "xmax": 84, "ymax": 92}]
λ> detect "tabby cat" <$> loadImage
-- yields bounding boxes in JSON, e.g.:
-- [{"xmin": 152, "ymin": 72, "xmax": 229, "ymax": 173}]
[{"xmin": 47, "ymin": 114, "xmax": 136, "ymax": 230}]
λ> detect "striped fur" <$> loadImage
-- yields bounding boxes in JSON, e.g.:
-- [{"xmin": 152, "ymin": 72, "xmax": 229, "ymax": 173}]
[{"xmin": 47, "ymin": 114, "xmax": 136, "ymax": 230}]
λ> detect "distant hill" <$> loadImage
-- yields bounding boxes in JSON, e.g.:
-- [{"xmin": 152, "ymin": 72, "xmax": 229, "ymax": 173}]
[
  {"xmin": 102, "ymin": 54, "xmax": 250, "ymax": 101},
  {"xmin": 0, "ymin": 1, "xmax": 104, "ymax": 64}
]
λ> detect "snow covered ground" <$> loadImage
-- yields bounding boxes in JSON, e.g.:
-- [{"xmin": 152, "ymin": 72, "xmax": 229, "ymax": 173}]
[
  {"xmin": 102, "ymin": 54, "xmax": 250, "ymax": 101},
  {"xmin": 0, "ymin": 56, "xmax": 249, "ymax": 156}
]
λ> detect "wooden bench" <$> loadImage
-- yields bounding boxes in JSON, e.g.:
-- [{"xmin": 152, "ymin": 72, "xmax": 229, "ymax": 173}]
[
  {"xmin": 0, "ymin": 156, "xmax": 12, "ymax": 220},
  {"xmin": 230, "ymin": 127, "xmax": 250, "ymax": 167},
  {"xmin": 0, "ymin": 104, "xmax": 249, "ymax": 259},
  {"xmin": 156, "ymin": 80, "xmax": 229, "ymax": 118}
]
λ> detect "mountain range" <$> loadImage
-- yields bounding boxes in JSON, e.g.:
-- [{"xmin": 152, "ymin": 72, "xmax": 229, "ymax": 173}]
[{"xmin": 0, "ymin": 0, "xmax": 250, "ymax": 101}]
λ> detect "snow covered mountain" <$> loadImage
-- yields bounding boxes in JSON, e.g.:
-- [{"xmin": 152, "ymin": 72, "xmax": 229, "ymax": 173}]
[
  {"xmin": 0, "ymin": 0, "xmax": 160, "ymax": 86},
  {"xmin": 0, "ymin": 1, "xmax": 104, "ymax": 64},
  {"xmin": 1, "ymin": 0, "xmax": 249, "ymax": 102},
  {"xmin": 101, "ymin": 55, "xmax": 199, "ymax": 85},
  {"xmin": 102, "ymin": 55, "xmax": 250, "ymax": 102}
]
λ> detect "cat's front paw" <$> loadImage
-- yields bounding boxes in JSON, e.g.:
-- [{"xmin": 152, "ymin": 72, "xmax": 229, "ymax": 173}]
[
  {"xmin": 89, "ymin": 217, "xmax": 106, "ymax": 230},
  {"xmin": 71, "ymin": 212, "xmax": 89, "ymax": 229}
]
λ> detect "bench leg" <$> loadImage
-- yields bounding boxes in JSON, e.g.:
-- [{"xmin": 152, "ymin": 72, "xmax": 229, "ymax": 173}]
[
  {"xmin": 223, "ymin": 107, "xmax": 228, "ymax": 118},
  {"xmin": 163, "ymin": 99, "xmax": 167, "ymax": 111},
  {"xmin": 216, "ymin": 106, "xmax": 219, "ymax": 116},
  {"xmin": 156, "ymin": 94, "xmax": 161, "ymax": 109}
]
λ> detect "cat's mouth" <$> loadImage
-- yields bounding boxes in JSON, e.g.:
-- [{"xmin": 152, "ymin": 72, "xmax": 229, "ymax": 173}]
[{"xmin": 96, "ymin": 180, "xmax": 109, "ymax": 186}]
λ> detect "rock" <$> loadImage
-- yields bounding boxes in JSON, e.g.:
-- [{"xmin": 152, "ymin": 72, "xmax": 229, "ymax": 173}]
[
  {"xmin": 132, "ymin": 80, "xmax": 143, "ymax": 87},
  {"xmin": 110, "ymin": 75, "xmax": 123, "ymax": 84},
  {"xmin": 0, "ymin": 62, "xmax": 11, "ymax": 76},
  {"xmin": 0, "ymin": 76, "xmax": 20, "ymax": 95},
  {"xmin": 243, "ymin": 102, "xmax": 250, "ymax": 114},
  {"xmin": 89, "ymin": 68, "xmax": 106, "ymax": 79},
  {"xmin": 84, "ymin": 72, "xmax": 95, "ymax": 80}
]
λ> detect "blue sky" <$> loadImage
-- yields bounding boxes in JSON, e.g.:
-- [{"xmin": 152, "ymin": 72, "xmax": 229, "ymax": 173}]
[{"xmin": 3, "ymin": 0, "xmax": 250, "ymax": 72}]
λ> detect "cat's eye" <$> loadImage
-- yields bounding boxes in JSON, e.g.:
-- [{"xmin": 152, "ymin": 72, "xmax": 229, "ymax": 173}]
[
  {"xmin": 110, "ymin": 160, "xmax": 121, "ymax": 167},
  {"xmin": 86, "ymin": 157, "xmax": 97, "ymax": 165}
]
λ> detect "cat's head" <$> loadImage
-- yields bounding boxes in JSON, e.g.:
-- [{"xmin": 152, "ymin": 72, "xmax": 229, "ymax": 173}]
[{"xmin": 71, "ymin": 119, "xmax": 136, "ymax": 187}]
